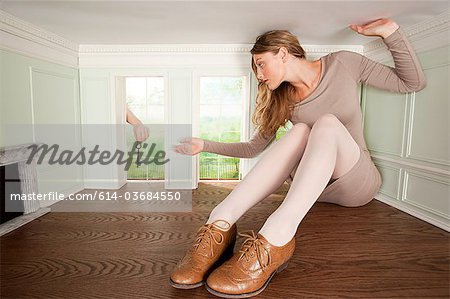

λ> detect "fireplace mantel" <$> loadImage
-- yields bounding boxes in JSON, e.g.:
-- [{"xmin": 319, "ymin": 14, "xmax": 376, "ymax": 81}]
[{"xmin": 0, "ymin": 143, "xmax": 50, "ymax": 236}]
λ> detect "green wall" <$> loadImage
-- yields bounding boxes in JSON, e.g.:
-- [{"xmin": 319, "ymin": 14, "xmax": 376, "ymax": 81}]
[{"xmin": 0, "ymin": 49, "xmax": 80, "ymax": 146}]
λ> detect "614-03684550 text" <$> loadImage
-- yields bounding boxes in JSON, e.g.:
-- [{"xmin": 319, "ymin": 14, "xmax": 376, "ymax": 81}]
[{"xmin": 93, "ymin": 191, "xmax": 182, "ymax": 201}]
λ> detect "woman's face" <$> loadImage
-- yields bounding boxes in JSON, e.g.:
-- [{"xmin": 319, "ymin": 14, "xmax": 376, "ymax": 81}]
[{"xmin": 253, "ymin": 50, "xmax": 285, "ymax": 90}]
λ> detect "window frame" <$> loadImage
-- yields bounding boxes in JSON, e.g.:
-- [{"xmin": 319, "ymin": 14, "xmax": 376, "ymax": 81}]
[
  {"xmin": 113, "ymin": 71, "xmax": 169, "ymax": 183},
  {"xmin": 193, "ymin": 69, "xmax": 252, "ymax": 182}
]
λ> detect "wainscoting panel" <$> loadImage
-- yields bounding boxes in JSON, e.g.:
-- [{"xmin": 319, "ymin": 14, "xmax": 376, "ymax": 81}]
[
  {"xmin": 80, "ymin": 75, "xmax": 123, "ymax": 189},
  {"xmin": 31, "ymin": 68, "xmax": 79, "ymax": 124},
  {"xmin": 375, "ymin": 162, "xmax": 402, "ymax": 200},
  {"xmin": 402, "ymin": 170, "xmax": 450, "ymax": 220},
  {"xmin": 167, "ymin": 71, "xmax": 194, "ymax": 189},
  {"xmin": 402, "ymin": 169, "xmax": 449, "ymax": 223},
  {"xmin": 30, "ymin": 67, "xmax": 83, "ymax": 199},
  {"xmin": 363, "ymin": 88, "xmax": 408, "ymax": 157},
  {"xmin": 407, "ymin": 63, "xmax": 449, "ymax": 166}
]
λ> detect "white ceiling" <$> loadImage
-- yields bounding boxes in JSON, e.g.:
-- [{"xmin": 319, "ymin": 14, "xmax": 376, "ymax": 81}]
[{"xmin": 1, "ymin": 1, "xmax": 448, "ymax": 45}]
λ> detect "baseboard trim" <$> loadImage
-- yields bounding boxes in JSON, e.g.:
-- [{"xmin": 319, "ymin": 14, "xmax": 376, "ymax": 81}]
[{"xmin": 375, "ymin": 193, "xmax": 449, "ymax": 232}]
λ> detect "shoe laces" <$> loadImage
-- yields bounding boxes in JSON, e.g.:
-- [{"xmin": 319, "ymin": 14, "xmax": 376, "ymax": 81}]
[
  {"xmin": 238, "ymin": 231, "xmax": 270, "ymax": 271},
  {"xmin": 193, "ymin": 223, "xmax": 224, "ymax": 257}
]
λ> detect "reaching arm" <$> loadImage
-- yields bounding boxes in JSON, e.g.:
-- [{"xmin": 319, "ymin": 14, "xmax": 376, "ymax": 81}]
[
  {"xmin": 126, "ymin": 107, "xmax": 142, "ymax": 125},
  {"xmin": 203, "ymin": 129, "xmax": 276, "ymax": 158},
  {"xmin": 336, "ymin": 27, "xmax": 427, "ymax": 93},
  {"xmin": 126, "ymin": 107, "xmax": 149, "ymax": 142}
]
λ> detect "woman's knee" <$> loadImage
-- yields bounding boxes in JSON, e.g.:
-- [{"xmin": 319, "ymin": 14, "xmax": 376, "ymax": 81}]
[
  {"xmin": 311, "ymin": 114, "xmax": 342, "ymax": 135},
  {"xmin": 314, "ymin": 114, "xmax": 341, "ymax": 127},
  {"xmin": 289, "ymin": 122, "xmax": 311, "ymax": 138}
]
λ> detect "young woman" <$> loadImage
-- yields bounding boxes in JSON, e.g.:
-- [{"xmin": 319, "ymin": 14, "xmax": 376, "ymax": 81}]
[{"xmin": 170, "ymin": 18, "xmax": 426, "ymax": 298}]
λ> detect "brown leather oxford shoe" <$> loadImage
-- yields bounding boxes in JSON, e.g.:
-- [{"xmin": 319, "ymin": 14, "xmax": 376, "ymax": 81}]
[
  {"xmin": 205, "ymin": 230, "xmax": 295, "ymax": 298},
  {"xmin": 170, "ymin": 220, "xmax": 237, "ymax": 289}
]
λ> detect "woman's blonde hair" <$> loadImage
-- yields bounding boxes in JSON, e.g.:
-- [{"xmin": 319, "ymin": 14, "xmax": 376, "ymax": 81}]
[{"xmin": 250, "ymin": 30, "xmax": 306, "ymax": 138}]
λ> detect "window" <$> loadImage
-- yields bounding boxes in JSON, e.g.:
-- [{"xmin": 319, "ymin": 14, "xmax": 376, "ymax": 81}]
[
  {"xmin": 125, "ymin": 77, "xmax": 164, "ymax": 180},
  {"xmin": 199, "ymin": 77, "xmax": 246, "ymax": 180}
]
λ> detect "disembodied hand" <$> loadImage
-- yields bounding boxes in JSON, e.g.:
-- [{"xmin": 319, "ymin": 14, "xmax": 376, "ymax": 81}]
[
  {"xmin": 133, "ymin": 124, "xmax": 150, "ymax": 142},
  {"xmin": 173, "ymin": 137, "xmax": 204, "ymax": 155}
]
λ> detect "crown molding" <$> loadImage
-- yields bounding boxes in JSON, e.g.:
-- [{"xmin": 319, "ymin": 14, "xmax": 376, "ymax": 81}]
[
  {"xmin": 77, "ymin": 45, "xmax": 364, "ymax": 68},
  {"xmin": 305, "ymin": 45, "xmax": 364, "ymax": 56},
  {"xmin": 0, "ymin": 10, "xmax": 78, "ymax": 52},
  {"xmin": 364, "ymin": 9, "xmax": 450, "ymax": 62},
  {"xmin": 0, "ymin": 9, "xmax": 79, "ymax": 67},
  {"xmin": 78, "ymin": 43, "xmax": 363, "ymax": 55},
  {"xmin": 77, "ymin": 44, "xmax": 363, "ymax": 68},
  {"xmin": 79, "ymin": 44, "xmax": 254, "ymax": 54}
]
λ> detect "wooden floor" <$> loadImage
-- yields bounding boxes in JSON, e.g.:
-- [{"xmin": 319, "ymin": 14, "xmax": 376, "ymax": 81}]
[{"xmin": 1, "ymin": 182, "xmax": 449, "ymax": 299}]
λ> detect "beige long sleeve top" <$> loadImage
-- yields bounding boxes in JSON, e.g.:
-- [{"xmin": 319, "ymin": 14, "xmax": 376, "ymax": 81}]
[{"xmin": 203, "ymin": 27, "xmax": 427, "ymax": 157}]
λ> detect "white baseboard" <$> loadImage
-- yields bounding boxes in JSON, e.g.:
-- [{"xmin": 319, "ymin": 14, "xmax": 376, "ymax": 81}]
[
  {"xmin": 375, "ymin": 193, "xmax": 449, "ymax": 232},
  {"xmin": 83, "ymin": 180, "xmax": 126, "ymax": 190}
]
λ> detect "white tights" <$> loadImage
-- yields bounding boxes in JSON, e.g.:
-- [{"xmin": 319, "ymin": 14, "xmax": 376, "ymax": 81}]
[{"xmin": 206, "ymin": 114, "xmax": 361, "ymax": 246}]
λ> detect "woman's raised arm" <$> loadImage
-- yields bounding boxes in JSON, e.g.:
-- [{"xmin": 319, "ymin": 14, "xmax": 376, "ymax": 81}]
[{"xmin": 339, "ymin": 18, "xmax": 427, "ymax": 93}]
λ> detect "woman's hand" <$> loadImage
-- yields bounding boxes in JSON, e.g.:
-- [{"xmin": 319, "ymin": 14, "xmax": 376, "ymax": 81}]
[
  {"xmin": 349, "ymin": 18, "xmax": 399, "ymax": 39},
  {"xmin": 173, "ymin": 137, "xmax": 204, "ymax": 156},
  {"xmin": 133, "ymin": 124, "xmax": 150, "ymax": 142}
]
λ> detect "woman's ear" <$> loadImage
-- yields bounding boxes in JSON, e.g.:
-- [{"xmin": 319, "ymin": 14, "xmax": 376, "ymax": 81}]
[{"xmin": 279, "ymin": 47, "xmax": 288, "ymax": 62}]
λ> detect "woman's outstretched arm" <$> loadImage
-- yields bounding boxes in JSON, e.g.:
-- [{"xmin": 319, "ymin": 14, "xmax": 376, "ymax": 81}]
[
  {"xmin": 203, "ymin": 129, "xmax": 277, "ymax": 158},
  {"xmin": 338, "ymin": 19, "xmax": 427, "ymax": 93},
  {"xmin": 174, "ymin": 129, "xmax": 276, "ymax": 158}
]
